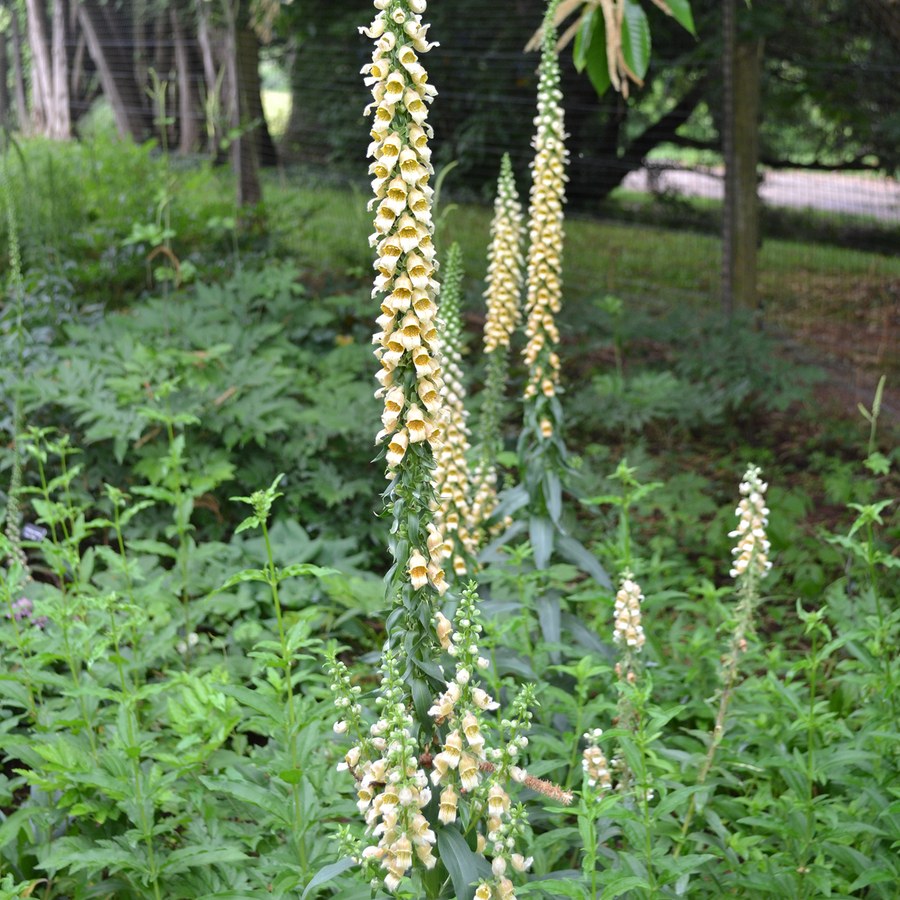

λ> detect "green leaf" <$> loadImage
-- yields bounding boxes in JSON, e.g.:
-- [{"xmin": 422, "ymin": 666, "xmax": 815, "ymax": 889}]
[
  {"xmin": 575, "ymin": 8, "xmax": 611, "ymax": 97},
  {"xmin": 279, "ymin": 768, "xmax": 303, "ymax": 784},
  {"xmin": 557, "ymin": 535, "xmax": 612, "ymax": 589},
  {"xmin": 530, "ymin": 515, "xmax": 555, "ymax": 570},
  {"xmin": 198, "ymin": 776, "xmax": 293, "ymax": 826},
  {"xmin": 436, "ymin": 826, "xmax": 481, "ymax": 900},
  {"xmin": 663, "ymin": 0, "xmax": 696, "ymax": 36},
  {"xmin": 163, "ymin": 846, "xmax": 247, "ymax": 875},
  {"xmin": 849, "ymin": 868, "xmax": 896, "ymax": 891},
  {"xmin": 544, "ymin": 470, "xmax": 563, "ymax": 525},
  {"xmin": 234, "ymin": 516, "xmax": 261, "ymax": 534},
  {"xmin": 279, "ymin": 563, "xmax": 340, "ymax": 581},
  {"xmin": 536, "ymin": 593, "xmax": 561, "ymax": 649},
  {"xmin": 300, "ymin": 858, "xmax": 357, "ymax": 900},
  {"xmin": 207, "ymin": 568, "xmax": 271, "ymax": 599},
  {"xmin": 573, "ymin": 7, "xmax": 597, "ymax": 72},
  {"xmin": 0, "ymin": 807, "xmax": 36, "ymax": 849},
  {"xmin": 218, "ymin": 684, "xmax": 284, "ymax": 723},
  {"xmin": 598, "ymin": 875, "xmax": 651, "ymax": 900},
  {"xmin": 621, "ymin": 0, "xmax": 651, "ymax": 81},
  {"xmin": 527, "ymin": 877, "xmax": 588, "ymax": 900},
  {"xmin": 864, "ymin": 451, "xmax": 891, "ymax": 475},
  {"xmin": 196, "ymin": 894, "xmax": 271, "ymax": 900}
]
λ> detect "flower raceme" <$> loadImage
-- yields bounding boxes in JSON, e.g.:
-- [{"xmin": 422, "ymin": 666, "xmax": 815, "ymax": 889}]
[
  {"xmin": 364, "ymin": 0, "xmax": 441, "ymax": 462},
  {"xmin": 484, "ymin": 154, "xmax": 525, "ymax": 356},
  {"xmin": 470, "ymin": 156, "xmax": 525, "ymax": 547},
  {"xmin": 430, "ymin": 244, "xmax": 479, "ymax": 577},
  {"xmin": 522, "ymin": 7, "xmax": 569, "ymax": 415},
  {"xmin": 613, "ymin": 574, "xmax": 646, "ymax": 652},
  {"xmin": 363, "ymin": 0, "xmax": 451, "ymax": 599},
  {"xmin": 728, "ymin": 466, "xmax": 773, "ymax": 582},
  {"xmin": 330, "ymin": 585, "xmax": 572, "ymax": 900}
]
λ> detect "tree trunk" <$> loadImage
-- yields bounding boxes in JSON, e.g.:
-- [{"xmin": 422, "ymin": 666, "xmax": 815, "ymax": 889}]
[
  {"xmin": 0, "ymin": 22, "xmax": 9, "ymax": 127},
  {"xmin": 10, "ymin": 6, "xmax": 28, "ymax": 133},
  {"xmin": 732, "ymin": 40, "xmax": 762, "ymax": 311},
  {"xmin": 221, "ymin": 0, "xmax": 260, "ymax": 206},
  {"xmin": 50, "ymin": 0, "xmax": 71, "ymax": 139},
  {"xmin": 196, "ymin": 0, "xmax": 221, "ymax": 156},
  {"xmin": 172, "ymin": 2, "xmax": 200, "ymax": 154},
  {"xmin": 721, "ymin": 0, "xmax": 736, "ymax": 319},
  {"xmin": 237, "ymin": 27, "xmax": 277, "ymax": 167},
  {"xmin": 25, "ymin": 0, "xmax": 53, "ymax": 133},
  {"xmin": 77, "ymin": 0, "xmax": 152, "ymax": 139}
]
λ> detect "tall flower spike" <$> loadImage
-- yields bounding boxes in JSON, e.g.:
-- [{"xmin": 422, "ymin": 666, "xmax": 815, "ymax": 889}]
[
  {"xmin": 357, "ymin": 2, "xmax": 448, "ymax": 892},
  {"xmin": 521, "ymin": 2, "xmax": 568, "ymax": 417},
  {"xmin": 431, "ymin": 243, "xmax": 478, "ymax": 578},
  {"xmin": 728, "ymin": 467, "xmax": 773, "ymax": 584},
  {"xmin": 364, "ymin": 0, "xmax": 448, "ymax": 601},
  {"xmin": 484, "ymin": 154, "xmax": 525, "ymax": 356},
  {"xmin": 514, "ymin": 0, "xmax": 573, "ymax": 572},
  {"xmin": 674, "ymin": 467, "xmax": 773, "ymax": 857},
  {"xmin": 470, "ymin": 155, "xmax": 525, "ymax": 549}
]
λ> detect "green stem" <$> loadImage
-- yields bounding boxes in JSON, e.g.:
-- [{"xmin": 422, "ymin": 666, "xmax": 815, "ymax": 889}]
[
  {"xmin": 164, "ymin": 401, "xmax": 193, "ymax": 666},
  {"xmin": 262, "ymin": 517, "xmax": 308, "ymax": 872},
  {"xmin": 108, "ymin": 608, "xmax": 163, "ymax": 900},
  {"xmin": 865, "ymin": 521, "xmax": 894, "ymax": 698},
  {"xmin": 800, "ymin": 632, "xmax": 818, "ymax": 897},
  {"xmin": 1, "ymin": 576, "xmax": 41, "ymax": 722},
  {"xmin": 112, "ymin": 504, "xmax": 142, "ymax": 654},
  {"xmin": 636, "ymin": 712, "xmax": 657, "ymax": 900}
]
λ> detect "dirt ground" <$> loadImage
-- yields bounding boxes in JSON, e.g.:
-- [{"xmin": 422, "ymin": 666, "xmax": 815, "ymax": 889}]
[{"xmin": 771, "ymin": 272, "xmax": 900, "ymax": 427}]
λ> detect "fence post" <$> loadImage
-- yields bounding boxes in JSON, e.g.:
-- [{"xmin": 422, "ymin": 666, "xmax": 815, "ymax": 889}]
[{"xmin": 722, "ymin": 0, "xmax": 762, "ymax": 317}]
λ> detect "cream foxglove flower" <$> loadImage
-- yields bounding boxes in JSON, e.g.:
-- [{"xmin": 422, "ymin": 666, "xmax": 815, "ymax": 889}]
[{"xmin": 521, "ymin": 10, "xmax": 569, "ymax": 431}]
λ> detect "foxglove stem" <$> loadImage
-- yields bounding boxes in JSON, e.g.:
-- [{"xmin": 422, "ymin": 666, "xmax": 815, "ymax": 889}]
[{"xmin": 674, "ymin": 466, "xmax": 771, "ymax": 858}]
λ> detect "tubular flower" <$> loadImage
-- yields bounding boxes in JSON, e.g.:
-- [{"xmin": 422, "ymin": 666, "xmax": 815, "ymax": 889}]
[
  {"xmin": 431, "ymin": 243, "xmax": 479, "ymax": 576},
  {"xmin": 328, "ymin": 651, "xmax": 435, "ymax": 896},
  {"xmin": 469, "ymin": 156, "xmax": 525, "ymax": 550},
  {"xmin": 365, "ymin": 0, "xmax": 444, "ymax": 477},
  {"xmin": 366, "ymin": 0, "xmax": 448, "ymax": 616},
  {"xmin": 521, "ymin": 7, "xmax": 569, "ymax": 422},
  {"xmin": 582, "ymin": 728, "xmax": 612, "ymax": 792},
  {"xmin": 729, "ymin": 466, "xmax": 773, "ymax": 581},
  {"xmin": 613, "ymin": 574, "xmax": 646, "ymax": 651},
  {"xmin": 484, "ymin": 153, "xmax": 525, "ymax": 354},
  {"xmin": 422, "ymin": 585, "xmax": 561, "ymax": 893}
]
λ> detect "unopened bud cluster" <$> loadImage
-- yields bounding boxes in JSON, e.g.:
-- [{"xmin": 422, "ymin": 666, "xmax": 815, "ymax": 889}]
[
  {"xmin": 728, "ymin": 466, "xmax": 772, "ymax": 581},
  {"xmin": 521, "ymin": 12, "xmax": 568, "ymax": 419}
]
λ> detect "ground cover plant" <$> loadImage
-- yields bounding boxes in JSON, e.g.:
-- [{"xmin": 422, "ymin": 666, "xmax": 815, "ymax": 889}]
[{"xmin": 2, "ymin": 1, "xmax": 900, "ymax": 899}]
